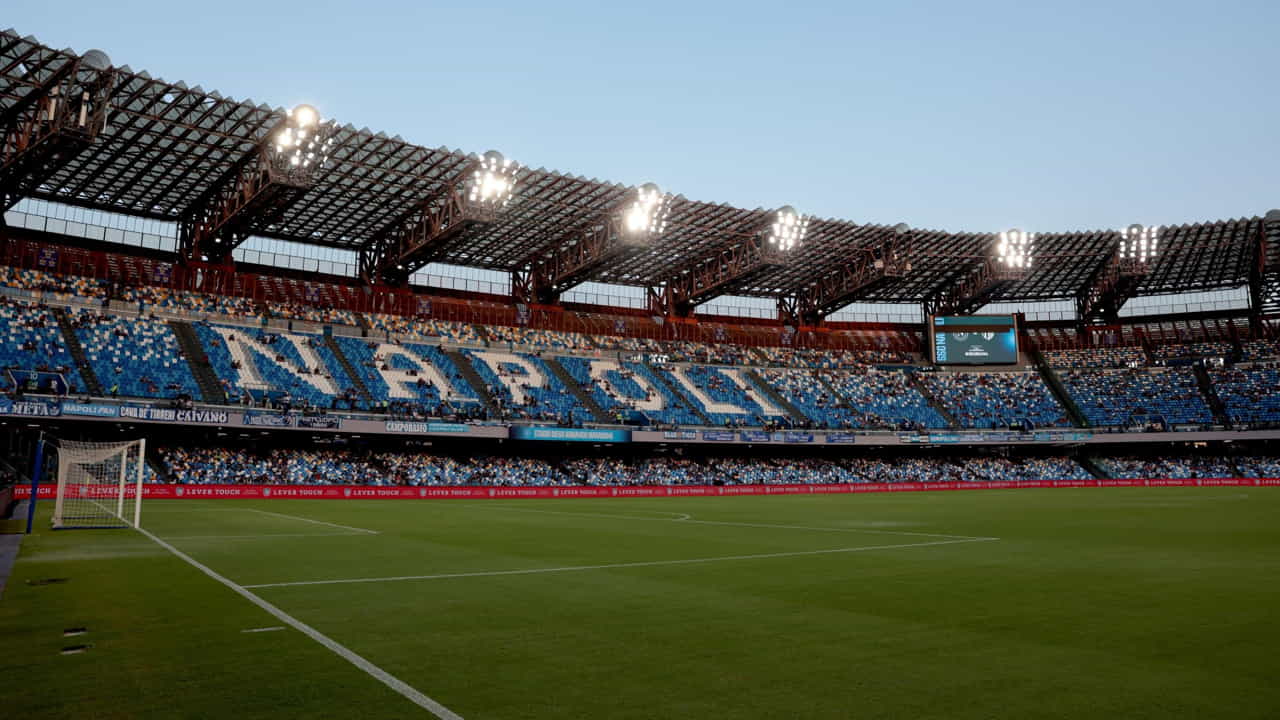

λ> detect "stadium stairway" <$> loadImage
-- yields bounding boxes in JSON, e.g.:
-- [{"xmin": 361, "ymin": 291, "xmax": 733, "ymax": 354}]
[
  {"xmin": 646, "ymin": 362, "xmax": 713, "ymax": 426},
  {"xmin": 52, "ymin": 308, "xmax": 102, "ymax": 396},
  {"xmin": 543, "ymin": 357, "xmax": 610, "ymax": 423},
  {"xmin": 445, "ymin": 348, "xmax": 498, "ymax": 414},
  {"xmin": 742, "ymin": 369, "xmax": 808, "ymax": 425},
  {"xmin": 321, "ymin": 335, "xmax": 373, "ymax": 407},
  {"xmin": 906, "ymin": 371, "xmax": 960, "ymax": 429},
  {"xmin": 1076, "ymin": 456, "xmax": 1111, "ymax": 480},
  {"xmin": 1192, "ymin": 364, "xmax": 1231, "ymax": 427},
  {"xmin": 470, "ymin": 323, "xmax": 495, "ymax": 345},
  {"xmin": 1030, "ymin": 349, "xmax": 1089, "ymax": 428},
  {"xmin": 815, "ymin": 373, "xmax": 860, "ymax": 421},
  {"xmin": 169, "ymin": 321, "xmax": 226, "ymax": 403}
]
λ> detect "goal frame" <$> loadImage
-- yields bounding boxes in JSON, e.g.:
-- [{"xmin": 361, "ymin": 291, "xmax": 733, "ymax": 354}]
[{"xmin": 51, "ymin": 438, "xmax": 146, "ymax": 530}]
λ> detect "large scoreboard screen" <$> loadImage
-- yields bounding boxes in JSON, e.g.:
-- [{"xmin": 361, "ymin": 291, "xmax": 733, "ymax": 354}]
[{"xmin": 931, "ymin": 315, "xmax": 1019, "ymax": 365}]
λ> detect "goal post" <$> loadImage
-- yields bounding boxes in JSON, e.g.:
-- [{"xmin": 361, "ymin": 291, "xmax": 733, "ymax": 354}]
[{"xmin": 51, "ymin": 439, "xmax": 146, "ymax": 530}]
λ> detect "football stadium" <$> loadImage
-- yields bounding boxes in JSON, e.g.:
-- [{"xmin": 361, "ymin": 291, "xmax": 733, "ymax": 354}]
[{"xmin": 1, "ymin": 11, "xmax": 1278, "ymax": 720}]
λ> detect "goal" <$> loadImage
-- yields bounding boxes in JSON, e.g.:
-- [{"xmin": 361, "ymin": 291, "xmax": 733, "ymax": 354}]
[{"xmin": 52, "ymin": 439, "xmax": 146, "ymax": 530}]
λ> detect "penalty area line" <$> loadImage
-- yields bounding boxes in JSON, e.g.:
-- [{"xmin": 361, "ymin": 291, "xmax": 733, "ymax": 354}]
[
  {"xmin": 160, "ymin": 532, "xmax": 374, "ymax": 540},
  {"xmin": 244, "ymin": 508, "xmax": 380, "ymax": 535},
  {"xmin": 244, "ymin": 536, "xmax": 1000, "ymax": 589},
  {"xmin": 134, "ymin": 525, "xmax": 461, "ymax": 719},
  {"xmin": 471, "ymin": 504, "xmax": 992, "ymax": 541}
]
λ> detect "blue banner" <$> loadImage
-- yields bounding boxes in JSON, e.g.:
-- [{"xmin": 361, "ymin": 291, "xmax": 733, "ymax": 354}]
[
  {"xmin": 0, "ymin": 399, "xmax": 61, "ymax": 417},
  {"xmin": 384, "ymin": 421, "xmax": 472, "ymax": 434},
  {"xmin": 782, "ymin": 432, "xmax": 814, "ymax": 443},
  {"xmin": 824, "ymin": 432, "xmax": 857, "ymax": 444},
  {"xmin": 243, "ymin": 412, "xmax": 294, "ymax": 427},
  {"xmin": 426, "ymin": 422, "xmax": 470, "ymax": 434},
  {"xmin": 981, "ymin": 432, "xmax": 1018, "ymax": 443},
  {"xmin": 296, "ymin": 415, "xmax": 342, "ymax": 430},
  {"xmin": 510, "ymin": 427, "xmax": 631, "ymax": 443},
  {"xmin": 739, "ymin": 430, "xmax": 771, "ymax": 443},
  {"xmin": 119, "ymin": 405, "xmax": 229, "ymax": 424},
  {"xmin": 701, "ymin": 431, "xmax": 736, "ymax": 442},
  {"xmin": 1033, "ymin": 430, "xmax": 1091, "ymax": 442},
  {"xmin": 61, "ymin": 401, "xmax": 120, "ymax": 418}
]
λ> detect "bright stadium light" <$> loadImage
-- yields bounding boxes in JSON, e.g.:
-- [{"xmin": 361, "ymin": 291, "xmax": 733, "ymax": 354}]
[
  {"xmin": 272, "ymin": 104, "xmax": 333, "ymax": 170},
  {"xmin": 997, "ymin": 228, "xmax": 1034, "ymax": 269},
  {"xmin": 622, "ymin": 183, "xmax": 671, "ymax": 237},
  {"xmin": 468, "ymin": 150, "xmax": 519, "ymax": 208},
  {"xmin": 767, "ymin": 206, "xmax": 810, "ymax": 252},
  {"xmin": 1120, "ymin": 224, "xmax": 1160, "ymax": 263}
]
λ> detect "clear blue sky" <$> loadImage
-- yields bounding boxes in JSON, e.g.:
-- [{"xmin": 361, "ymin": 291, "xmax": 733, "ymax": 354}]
[{"xmin": 9, "ymin": 0, "xmax": 1278, "ymax": 233}]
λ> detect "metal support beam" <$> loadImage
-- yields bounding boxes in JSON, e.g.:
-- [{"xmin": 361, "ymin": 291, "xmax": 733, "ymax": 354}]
[
  {"xmin": 647, "ymin": 285, "xmax": 672, "ymax": 317},
  {"xmin": 922, "ymin": 256, "xmax": 1019, "ymax": 317},
  {"xmin": 362, "ymin": 152, "xmax": 517, "ymax": 286},
  {"xmin": 781, "ymin": 224, "xmax": 913, "ymax": 325},
  {"xmin": 1076, "ymin": 253, "xmax": 1144, "ymax": 326},
  {"xmin": 361, "ymin": 181, "xmax": 486, "ymax": 286},
  {"xmin": 177, "ymin": 109, "xmax": 328, "ymax": 264},
  {"xmin": 524, "ymin": 213, "xmax": 632, "ymax": 304},
  {"xmin": 1076, "ymin": 227, "xmax": 1156, "ymax": 329},
  {"xmin": 668, "ymin": 235, "xmax": 775, "ymax": 316},
  {"xmin": 658, "ymin": 208, "xmax": 805, "ymax": 317},
  {"xmin": 1255, "ymin": 209, "xmax": 1280, "ymax": 324},
  {"xmin": 922, "ymin": 231, "xmax": 1034, "ymax": 318},
  {"xmin": 1, "ymin": 54, "xmax": 113, "ymax": 211},
  {"xmin": 519, "ymin": 184, "xmax": 670, "ymax": 305}
]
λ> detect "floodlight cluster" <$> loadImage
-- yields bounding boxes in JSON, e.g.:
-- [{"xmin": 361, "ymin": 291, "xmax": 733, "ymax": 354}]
[
  {"xmin": 623, "ymin": 183, "xmax": 671, "ymax": 237},
  {"xmin": 468, "ymin": 150, "xmax": 519, "ymax": 208},
  {"xmin": 1120, "ymin": 224, "xmax": 1160, "ymax": 263},
  {"xmin": 273, "ymin": 104, "xmax": 332, "ymax": 170},
  {"xmin": 767, "ymin": 206, "xmax": 810, "ymax": 252},
  {"xmin": 997, "ymin": 229, "xmax": 1035, "ymax": 269}
]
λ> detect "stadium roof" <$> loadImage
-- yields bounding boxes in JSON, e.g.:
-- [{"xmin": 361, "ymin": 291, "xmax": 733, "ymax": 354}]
[{"xmin": 1, "ymin": 29, "xmax": 1271, "ymax": 310}]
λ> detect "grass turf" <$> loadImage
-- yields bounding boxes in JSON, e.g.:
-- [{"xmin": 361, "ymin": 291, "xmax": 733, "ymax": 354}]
[{"xmin": 1, "ymin": 487, "xmax": 1277, "ymax": 719}]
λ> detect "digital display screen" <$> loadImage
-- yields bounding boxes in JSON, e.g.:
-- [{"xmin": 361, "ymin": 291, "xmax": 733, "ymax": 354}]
[{"xmin": 931, "ymin": 315, "xmax": 1019, "ymax": 365}]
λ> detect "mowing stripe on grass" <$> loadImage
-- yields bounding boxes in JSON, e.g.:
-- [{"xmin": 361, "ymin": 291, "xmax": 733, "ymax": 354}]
[
  {"xmin": 135, "ymin": 526, "xmax": 462, "ymax": 719},
  {"xmin": 244, "ymin": 508, "xmax": 380, "ymax": 535},
  {"xmin": 473, "ymin": 504, "xmax": 993, "ymax": 540},
  {"xmin": 243, "ymin": 537, "xmax": 999, "ymax": 589}
]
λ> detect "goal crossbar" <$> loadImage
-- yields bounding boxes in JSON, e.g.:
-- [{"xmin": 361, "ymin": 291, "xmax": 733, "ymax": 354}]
[{"xmin": 52, "ymin": 439, "xmax": 146, "ymax": 530}]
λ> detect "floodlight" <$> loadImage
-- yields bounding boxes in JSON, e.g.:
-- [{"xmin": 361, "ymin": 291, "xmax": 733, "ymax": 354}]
[
  {"xmin": 1119, "ymin": 224, "xmax": 1159, "ymax": 263},
  {"xmin": 291, "ymin": 104, "xmax": 319, "ymax": 128},
  {"xmin": 271, "ymin": 104, "xmax": 331, "ymax": 171},
  {"xmin": 997, "ymin": 228, "xmax": 1034, "ymax": 269},
  {"xmin": 468, "ymin": 150, "xmax": 518, "ymax": 207},
  {"xmin": 79, "ymin": 49, "xmax": 112, "ymax": 71},
  {"xmin": 622, "ymin": 183, "xmax": 671, "ymax": 237},
  {"xmin": 767, "ymin": 206, "xmax": 809, "ymax": 252}
]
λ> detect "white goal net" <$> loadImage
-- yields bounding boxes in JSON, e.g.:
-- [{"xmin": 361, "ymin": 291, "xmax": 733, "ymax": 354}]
[{"xmin": 52, "ymin": 439, "xmax": 146, "ymax": 530}]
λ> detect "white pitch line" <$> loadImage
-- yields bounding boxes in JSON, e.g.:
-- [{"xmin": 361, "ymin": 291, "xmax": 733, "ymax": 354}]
[
  {"xmin": 162, "ymin": 532, "xmax": 371, "ymax": 540},
  {"xmin": 243, "ymin": 537, "xmax": 999, "ymax": 589},
  {"xmin": 244, "ymin": 508, "xmax": 380, "ymax": 535},
  {"xmin": 134, "ymin": 525, "xmax": 462, "ymax": 719},
  {"xmin": 472, "ymin": 504, "xmax": 991, "ymax": 541},
  {"xmin": 241, "ymin": 626, "xmax": 286, "ymax": 633},
  {"xmin": 672, "ymin": 518, "xmax": 997, "ymax": 541},
  {"xmin": 136, "ymin": 507, "xmax": 247, "ymax": 513},
  {"xmin": 463, "ymin": 505, "xmax": 694, "ymax": 523}
]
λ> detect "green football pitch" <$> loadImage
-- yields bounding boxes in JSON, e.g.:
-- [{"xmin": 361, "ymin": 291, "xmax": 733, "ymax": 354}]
[{"xmin": 2, "ymin": 488, "xmax": 1277, "ymax": 719}]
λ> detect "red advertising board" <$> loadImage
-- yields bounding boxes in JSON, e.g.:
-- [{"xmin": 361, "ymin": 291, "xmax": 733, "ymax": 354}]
[{"xmin": 11, "ymin": 478, "xmax": 1278, "ymax": 501}]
